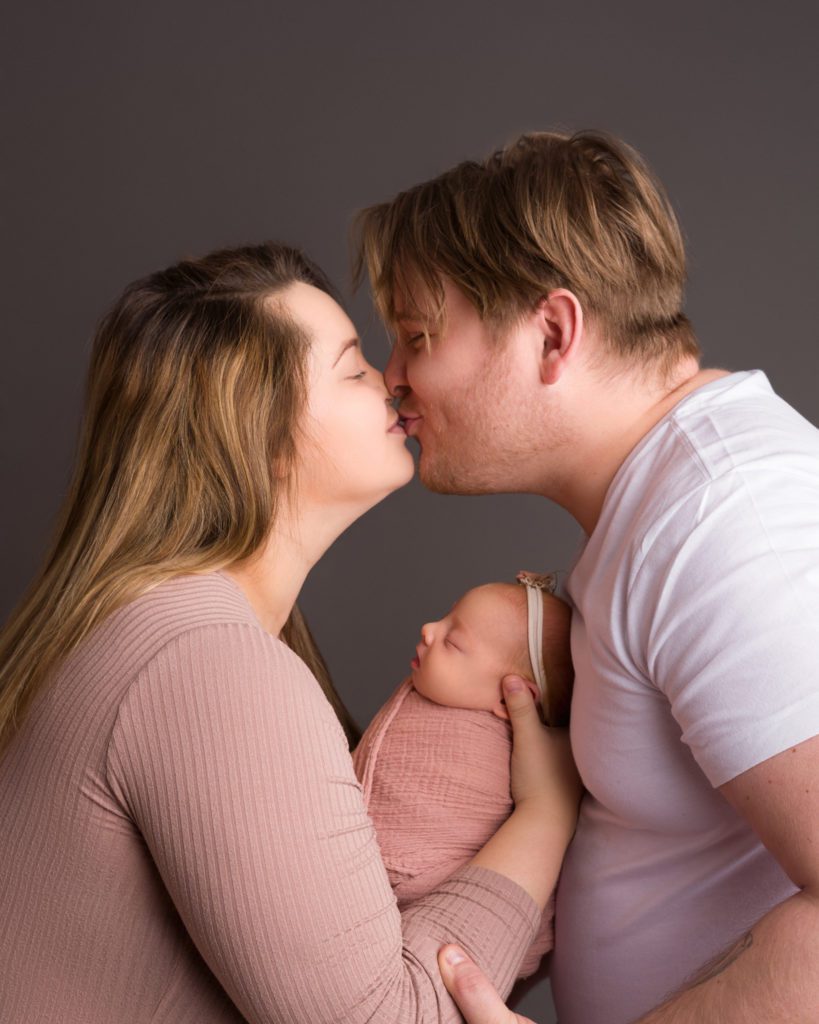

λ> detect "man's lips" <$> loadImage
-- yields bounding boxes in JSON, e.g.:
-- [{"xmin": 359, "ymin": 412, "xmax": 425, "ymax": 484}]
[{"xmin": 400, "ymin": 414, "xmax": 423, "ymax": 437}]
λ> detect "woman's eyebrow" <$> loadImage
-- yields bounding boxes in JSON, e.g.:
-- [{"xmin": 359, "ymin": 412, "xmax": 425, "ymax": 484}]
[{"xmin": 332, "ymin": 338, "xmax": 360, "ymax": 367}]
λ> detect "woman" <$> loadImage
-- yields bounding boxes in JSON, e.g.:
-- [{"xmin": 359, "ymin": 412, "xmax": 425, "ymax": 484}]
[{"xmin": 0, "ymin": 242, "xmax": 578, "ymax": 1022}]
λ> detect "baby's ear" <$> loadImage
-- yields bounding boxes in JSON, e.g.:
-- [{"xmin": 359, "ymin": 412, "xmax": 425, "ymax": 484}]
[
  {"xmin": 490, "ymin": 675, "xmax": 541, "ymax": 720},
  {"xmin": 490, "ymin": 698, "xmax": 510, "ymax": 720}
]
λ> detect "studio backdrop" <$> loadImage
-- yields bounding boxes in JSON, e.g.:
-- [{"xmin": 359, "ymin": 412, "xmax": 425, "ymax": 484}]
[{"xmin": 3, "ymin": 2, "xmax": 817, "ymax": 1019}]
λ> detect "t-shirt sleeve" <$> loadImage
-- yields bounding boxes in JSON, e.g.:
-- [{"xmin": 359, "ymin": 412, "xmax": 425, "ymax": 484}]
[
  {"xmin": 105, "ymin": 621, "xmax": 539, "ymax": 1024},
  {"xmin": 638, "ymin": 470, "xmax": 819, "ymax": 787}
]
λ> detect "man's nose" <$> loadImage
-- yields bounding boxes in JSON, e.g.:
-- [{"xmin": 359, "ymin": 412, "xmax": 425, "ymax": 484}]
[{"xmin": 384, "ymin": 342, "xmax": 409, "ymax": 399}]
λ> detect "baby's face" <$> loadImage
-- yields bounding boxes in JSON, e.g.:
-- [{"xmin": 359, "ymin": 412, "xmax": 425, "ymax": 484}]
[{"xmin": 410, "ymin": 584, "xmax": 537, "ymax": 718}]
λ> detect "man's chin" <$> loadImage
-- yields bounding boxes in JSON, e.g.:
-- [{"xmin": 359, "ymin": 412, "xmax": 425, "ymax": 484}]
[{"xmin": 417, "ymin": 452, "xmax": 492, "ymax": 496}]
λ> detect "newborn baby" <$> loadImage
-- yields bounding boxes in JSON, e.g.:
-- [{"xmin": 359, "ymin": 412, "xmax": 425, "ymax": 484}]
[{"xmin": 352, "ymin": 572, "xmax": 573, "ymax": 980}]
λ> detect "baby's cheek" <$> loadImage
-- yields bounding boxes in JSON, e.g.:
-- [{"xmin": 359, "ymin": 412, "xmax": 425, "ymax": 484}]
[
  {"xmin": 452, "ymin": 662, "xmax": 505, "ymax": 713},
  {"xmin": 427, "ymin": 667, "xmax": 497, "ymax": 712},
  {"xmin": 412, "ymin": 669, "xmax": 454, "ymax": 706},
  {"xmin": 475, "ymin": 674, "xmax": 505, "ymax": 713}
]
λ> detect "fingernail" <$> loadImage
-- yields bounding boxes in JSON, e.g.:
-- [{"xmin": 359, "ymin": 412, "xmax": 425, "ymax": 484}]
[
  {"xmin": 504, "ymin": 677, "xmax": 524, "ymax": 694},
  {"xmin": 445, "ymin": 947, "xmax": 467, "ymax": 966}
]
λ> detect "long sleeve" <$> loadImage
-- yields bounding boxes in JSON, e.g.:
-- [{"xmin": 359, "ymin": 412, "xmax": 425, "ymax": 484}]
[{"xmin": 104, "ymin": 621, "xmax": 540, "ymax": 1024}]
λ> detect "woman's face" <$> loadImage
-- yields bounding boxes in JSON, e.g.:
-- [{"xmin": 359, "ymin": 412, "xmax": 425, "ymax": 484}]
[{"xmin": 284, "ymin": 281, "xmax": 414, "ymax": 510}]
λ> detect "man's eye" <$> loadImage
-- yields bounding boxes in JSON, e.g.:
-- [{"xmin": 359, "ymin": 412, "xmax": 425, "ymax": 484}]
[{"xmin": 406, "ymin": 333, "xmax": 425, "ymax": 348}]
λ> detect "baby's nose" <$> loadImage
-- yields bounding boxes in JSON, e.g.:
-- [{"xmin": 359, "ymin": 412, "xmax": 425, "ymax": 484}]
[{"xmin": 420, "ymin": 622, "xmax": 435, "ymax": 645}]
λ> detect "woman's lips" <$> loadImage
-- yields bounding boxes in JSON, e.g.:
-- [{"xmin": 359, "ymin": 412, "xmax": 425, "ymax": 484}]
[{"xmin": 387, "ymin": 418, "xmax": 406, "ymax": 434}]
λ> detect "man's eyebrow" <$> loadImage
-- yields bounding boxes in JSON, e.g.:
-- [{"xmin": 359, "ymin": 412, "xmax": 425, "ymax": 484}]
[{"xmin": 332, "ymin": 338, "xmax": 360, "ymax": 367}]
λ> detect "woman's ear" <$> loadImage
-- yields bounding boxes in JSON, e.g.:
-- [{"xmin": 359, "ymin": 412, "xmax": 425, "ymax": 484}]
[
  {"xmin": 537, "ymin": 289, "xmax": 584, "ymax": 386},
  {"xmin": 490, "ymin": 676, "xmax": 541, "ymax": 719}
]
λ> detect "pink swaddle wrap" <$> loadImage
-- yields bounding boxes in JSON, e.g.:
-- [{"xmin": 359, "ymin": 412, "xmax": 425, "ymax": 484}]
[{"xmin": 352, "ymin": 678, "xmax": 555, "ymax": 980}]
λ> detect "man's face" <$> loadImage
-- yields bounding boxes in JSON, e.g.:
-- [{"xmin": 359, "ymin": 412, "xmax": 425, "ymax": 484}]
[{"xmin": 384, "ymin": 276, "xmax": 546, "ymax": 494}]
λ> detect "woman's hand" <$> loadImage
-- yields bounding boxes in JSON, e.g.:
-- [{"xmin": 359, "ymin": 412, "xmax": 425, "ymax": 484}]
[
  {"xmin": 438, "ymin": 944, "xmax": 540, "ymax": 1024},
  {"xmin": 469, "ymin": 675, "xmax": 582, "ymax": 906},
  {"xmin": 503, "ymin": 675, "xmax": 582, "ymax": 842}
]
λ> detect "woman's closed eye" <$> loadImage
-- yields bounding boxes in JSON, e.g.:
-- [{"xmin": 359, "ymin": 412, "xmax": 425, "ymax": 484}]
[{"xmin": 348, "ymin": 370, "xmax": 367, "ymax": 381}]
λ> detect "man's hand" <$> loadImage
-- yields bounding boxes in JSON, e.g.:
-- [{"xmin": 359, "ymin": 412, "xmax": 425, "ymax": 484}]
[{"xmin": 437, "ymin": 945, "xmax": 540, "ymax": 1024}]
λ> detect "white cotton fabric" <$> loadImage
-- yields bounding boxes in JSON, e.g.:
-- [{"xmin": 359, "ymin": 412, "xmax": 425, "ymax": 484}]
[{"xmin": 551, "ymin": 370, "xmax": 819, "ymax": 1024}]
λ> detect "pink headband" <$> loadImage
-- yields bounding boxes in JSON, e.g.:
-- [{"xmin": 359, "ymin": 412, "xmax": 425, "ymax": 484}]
[{"xmin": 515, "ymin": 571, "xmax": 558, "ymax": 706}]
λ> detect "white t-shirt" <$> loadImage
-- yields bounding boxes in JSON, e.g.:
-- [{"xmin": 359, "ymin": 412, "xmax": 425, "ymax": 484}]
[{"xmin": 551, "ymin": 370, "xmax": 819, "ymax": 1024}]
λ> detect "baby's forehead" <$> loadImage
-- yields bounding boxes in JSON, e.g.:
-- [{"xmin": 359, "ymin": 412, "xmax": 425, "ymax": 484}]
[
  {"xmin": 456, "ymin": 584, "xmax": 527, "ymax": 633},
  {"xmin": 457, "ymin": 583, "xmax": 570, "ymax": 636}
]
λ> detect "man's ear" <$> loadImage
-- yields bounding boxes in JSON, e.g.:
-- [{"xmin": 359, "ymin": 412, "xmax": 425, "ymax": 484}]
[
  {"xmin": 536, "ymin": 288, "xmax": 584, "ymax": 386},
  {"xmin": 490, "ymin": 676, "xmax": 541, "ymax": 719}
]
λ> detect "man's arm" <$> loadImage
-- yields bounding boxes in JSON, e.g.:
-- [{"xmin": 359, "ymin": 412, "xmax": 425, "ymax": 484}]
[
  {"xmin": 436, "ymin": 732, "xmax": 819, "ymax": 1024},
  {"xmin": 636, "ymin": 732, "xmax": 819, "ymax": 1024}
]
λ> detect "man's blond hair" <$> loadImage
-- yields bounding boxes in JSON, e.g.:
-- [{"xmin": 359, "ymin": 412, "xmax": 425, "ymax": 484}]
[{"xmin": 353, "ymin": 130, "xmax": 699, "ymax": 371}]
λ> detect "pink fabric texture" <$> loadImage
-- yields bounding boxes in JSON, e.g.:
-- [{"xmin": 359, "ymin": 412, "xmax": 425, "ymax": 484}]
[
  {"xmin": 353, "ymin": 678, "xmax": 555, "ymax": 980},
  {"xmin": 0, "ymin": 572, "xmax": 541, "ymax": 1023}
]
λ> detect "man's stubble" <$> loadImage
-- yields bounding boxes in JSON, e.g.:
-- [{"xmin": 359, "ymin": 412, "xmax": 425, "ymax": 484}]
[{"xmin": 416, "ymin": 345, "xmax": 570, "ymax": 497}]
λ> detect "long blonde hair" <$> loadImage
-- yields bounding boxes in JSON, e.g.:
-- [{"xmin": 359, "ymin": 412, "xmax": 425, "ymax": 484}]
[{"xmin": 0, "ymin": 242, "xmax": 360, "ymax": 756}]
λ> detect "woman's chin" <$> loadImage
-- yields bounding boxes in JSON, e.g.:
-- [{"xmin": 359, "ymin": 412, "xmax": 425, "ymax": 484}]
[
  {"xmin": 346, "ymin": 464, "xmax": 417, "ymax": 520},
  {"xmin": 398, "ymin": 454, "xmax": 417, "ymax": 487},
  {"xmin": 382, "ymin": 451, "xmax": 417, "ymax": 493}
]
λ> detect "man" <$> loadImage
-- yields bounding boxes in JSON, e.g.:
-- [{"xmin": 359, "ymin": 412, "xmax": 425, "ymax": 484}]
[{"xmin": 354, "ymin": 131, "xmax": 819, "ymax": 1023}]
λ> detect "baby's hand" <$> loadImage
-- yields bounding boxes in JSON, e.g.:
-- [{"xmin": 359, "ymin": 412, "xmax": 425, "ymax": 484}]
[{"xmin": 502, "ymin": 675, "xmax": 582, "ymax": 843}]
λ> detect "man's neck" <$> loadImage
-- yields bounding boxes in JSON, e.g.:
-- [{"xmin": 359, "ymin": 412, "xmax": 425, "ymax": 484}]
[{"xmin": 559, "ymin": 363, "xmax": 731, "ymax": 537}]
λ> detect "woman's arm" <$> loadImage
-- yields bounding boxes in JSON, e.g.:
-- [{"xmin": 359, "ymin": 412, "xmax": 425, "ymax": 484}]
[
  {"xmin": 470, "ymin": 675, "xmax": 580, "ymax": 909},
  {"xmin": 105, "ymin": 623, "xmax": 547, "ymax": 1024},
  {"xmin": 432, "ymin": 677, "xmax": 583, "ymax": 1024}
]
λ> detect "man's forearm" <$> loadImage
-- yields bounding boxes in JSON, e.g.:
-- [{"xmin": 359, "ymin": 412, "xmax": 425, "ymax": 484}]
[{"xmin": 635, "ymin": 890, "xmax": 819, "ymax": 1023}]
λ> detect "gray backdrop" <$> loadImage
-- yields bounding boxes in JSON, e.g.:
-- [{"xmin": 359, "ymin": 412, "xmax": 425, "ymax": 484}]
[{"xmin": 3, "ymin": 2, "xmax": 818, "ymax": 1020}]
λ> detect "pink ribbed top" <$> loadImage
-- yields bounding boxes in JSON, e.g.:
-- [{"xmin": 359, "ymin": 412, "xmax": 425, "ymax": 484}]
[{"xmin": 0, "ymin": 571, "xmax": 539, "ymax": 1023}]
